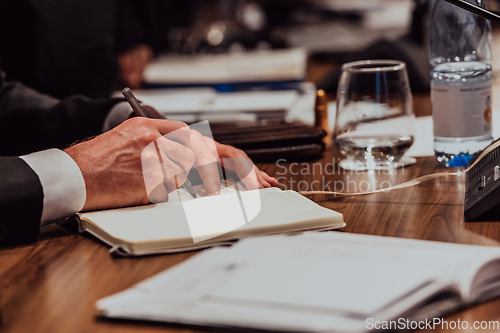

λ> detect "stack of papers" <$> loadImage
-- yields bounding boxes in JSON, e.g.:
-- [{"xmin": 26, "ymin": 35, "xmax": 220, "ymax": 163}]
[
  {"xmin": 143, "ymin": 48, "xmax": 307, "ymax": 86},
  {"xmin": 97, "ymin": 232, "xmax": 500, "ymax": 332},
  {"xmin": 124, "ymin": 83, "xmax": 317, "ymax": 123}
]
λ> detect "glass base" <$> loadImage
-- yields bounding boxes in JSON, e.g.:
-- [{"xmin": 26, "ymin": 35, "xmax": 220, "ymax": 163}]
[{"xmin": 339, "ymin": 156, "xmax": 416, "ymax": 171}]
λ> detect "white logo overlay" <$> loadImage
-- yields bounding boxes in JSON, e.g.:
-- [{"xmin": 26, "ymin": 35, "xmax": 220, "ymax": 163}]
[{"xmin": 141, "ymin": 120, "xmax": 262, "ymax": 243}]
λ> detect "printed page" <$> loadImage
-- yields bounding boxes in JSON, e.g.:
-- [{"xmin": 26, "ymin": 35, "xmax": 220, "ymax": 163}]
[
  {"xmin": 231, "ymin": 233, "xmax": 500, "ymax": 302},
  {"xmin": 209, "ymin": 91, "xmax": 297, "ymax": 112},
  {"xmin": 202, "ymin": 233, "xmax": 453, "ymax": 315},
  {"xmin": 97, "ymin": 232, "xmax": 500, "ymax": 332},
  {"xmin": 131, "ymin": 88, "xmax": 215, "ymax": 113},
  {"xmin": 143, "ymin": 48, "xmax": 307, "ymax": 84},
  {"xmin": 97, "ymin": 248, "xmax": 368, "ymax": 332},
  {"xmin": 130, "ymin": 89, "xmax": 297, "ymax": 114}
]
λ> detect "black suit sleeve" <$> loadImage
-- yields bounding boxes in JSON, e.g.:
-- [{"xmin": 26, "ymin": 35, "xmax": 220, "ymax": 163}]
[
  {"xmin": 0, "ymin": 62, "xmax": 122, "ymax": 247},
  {"xmin": 0, "ymin": 157, "xmax": 43, "ymax": 247},
  {"xmin": 0, "ymin": 71, "xmax": 123, "ymax": 156}
]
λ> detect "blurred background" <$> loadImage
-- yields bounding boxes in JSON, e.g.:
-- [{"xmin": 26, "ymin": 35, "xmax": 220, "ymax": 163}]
[
  {"xmin": 0, "ymin": 0, "xmax": 453, "ymax": 97},
  {"xmin": 3, "ymin": 0, "xmax": 500, "ymax": 162},
  {"xmin": 4, "ymin": 0, "xmax": 500, "ymax": 97}
]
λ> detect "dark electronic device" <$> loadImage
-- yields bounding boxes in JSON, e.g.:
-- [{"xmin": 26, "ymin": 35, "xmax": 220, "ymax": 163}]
[
  {"xmin": 465, "ymin": 139, "xmax": 500, "ymax": 221},
  {"xmin": 444, "ymin": 0, "xmax": 500, "ymax": 221}
]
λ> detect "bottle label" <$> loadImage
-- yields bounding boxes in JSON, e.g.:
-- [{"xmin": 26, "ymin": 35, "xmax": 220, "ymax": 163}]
[{"xmin": 431, "ymin": 79, "xmax": 492, "ymax": 138}]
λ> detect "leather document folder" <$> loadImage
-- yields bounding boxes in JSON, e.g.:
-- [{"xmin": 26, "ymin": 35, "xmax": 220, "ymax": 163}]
[{"xmin": 211, "ymin": 123, "xmax": 326, "ymax": 162}]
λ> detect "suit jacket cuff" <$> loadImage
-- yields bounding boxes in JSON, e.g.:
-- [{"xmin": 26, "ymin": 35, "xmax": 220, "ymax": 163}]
[
  {"xmin": 102, "ymin": 101, "xmax": 133, "ymax": 132},
  {"xmin": 20, "ymin": 149, "xmax": 86, "ymax": 225}
]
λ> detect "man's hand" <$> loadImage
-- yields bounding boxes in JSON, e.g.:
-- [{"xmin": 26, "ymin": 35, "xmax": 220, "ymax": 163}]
[
  {"xmin": 215, "ymin": 141, "xmax": 278, "ymax": 190},
  {"xmin": 65, "ymin": 117, "xmax": 193, "ymax": 212},
  {"xmin": 187, "ymin": 129, "xmax": 277, "ymax": 195},
  {"xmin": 65, "ymin": 116, "xmax": 277, "ymax": 213}
]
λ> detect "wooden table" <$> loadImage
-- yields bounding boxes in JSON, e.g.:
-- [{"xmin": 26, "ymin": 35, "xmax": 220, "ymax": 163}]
[{"xmin": 2, "ymin": 93, "xmax": 500, "ymax": 333}]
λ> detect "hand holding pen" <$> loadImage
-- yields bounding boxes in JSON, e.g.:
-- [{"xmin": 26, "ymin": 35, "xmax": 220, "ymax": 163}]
[
  {"xmin": 122, "ymin": 87, "xmax": 278, "ymax": 201},
  {"xmin": 122, "ymin": 87, "xmax": 197, "ymax": 199}
]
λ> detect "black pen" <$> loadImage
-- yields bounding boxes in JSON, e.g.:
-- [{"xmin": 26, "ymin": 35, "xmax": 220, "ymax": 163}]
[
  {"xmin": 444, "ymin": 0, "xmax": 500, "ymax": 25},
  {"xmin": 122, "ymin": 87, "xmax": 197, "ymax": 198}
]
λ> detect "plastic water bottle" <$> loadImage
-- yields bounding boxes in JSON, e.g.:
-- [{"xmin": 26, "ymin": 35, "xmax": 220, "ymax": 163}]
[{"xmin": 430, "ymin": 0, "xmax": 493, "ymax": 167}]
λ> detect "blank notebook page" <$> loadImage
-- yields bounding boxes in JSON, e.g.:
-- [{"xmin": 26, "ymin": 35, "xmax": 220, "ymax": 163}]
[{"xmin": 79, "ymin": 189, "xmax": 342, "ymax": 245}]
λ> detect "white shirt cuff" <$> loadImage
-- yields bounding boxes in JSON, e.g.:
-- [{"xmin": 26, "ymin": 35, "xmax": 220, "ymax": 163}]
[
  {"xmin": 20, "ymin": 149, "xmax": 86, "ymax": 226},
  {"xmin": 102, "ymin": 101, "xmax": 133, "ymax": 132}
]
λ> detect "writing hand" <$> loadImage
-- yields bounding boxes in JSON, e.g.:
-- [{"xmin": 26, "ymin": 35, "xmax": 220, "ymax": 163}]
[
  {"xmin": 65, "ymin": 117, "xmax": 193, "ymax": 211},
  {"xmin": 215, "ymin": 141, "xmax": 278, "ymax": 190},
  {"xmin": 187, "ymin": 129, "xmax": 277, "ymax": 195}
]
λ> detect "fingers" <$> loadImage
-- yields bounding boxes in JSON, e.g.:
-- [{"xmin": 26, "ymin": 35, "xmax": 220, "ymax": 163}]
[
  {"xmin": 161, "ymin": 121, "xmax": 191, "ymax": 146},
  {"xmin": 127, "ymin": 118, "xmax": 275, "ymax": 202},
  {"xmin": 72, "ymin": 115, "xmax": 283, "ymax": 213},
  {"xmin": 259, "ymin": 169, "xmax": 278, "ymax": 187},
  {"xmin": 189, "ymin": 130, "xmax": 219, "ymax": 167},
  {"xmin": 141, "ymin": 141, "xmax": 170, "ymax": 203},
  {"xmin": 147, "ymin": 182, "xmax": 169, "ymax": 204},
  {"xmin": 187, "ymin": 130, "xmax": 222, "ymax": 195},
  {"xmin": 126, "ymin": 118, "xmax": 194, "ymax": 201},
  {"xmin": 255, "ymin": 168, "xmax": 271, "ymax": 188},
  {"xmin": 196, "ymin": 162, "xmax": 222, "ymax": 196},
  {"xmin": 125, "ymin": 117, "xmax": 191, "ymax": 146},
  {"xmin": 155, "ymin": 135, "xmax": 195, "ymax": 173},
  {"xmin": 157, "ymin": 149, "xmax": 189, "ymax": 193},
  {"xmin": 218, "ymin": 156, "xmax": 258, "ymax": 190},
  {"xmin": 154, "ymin": 137, "xmax": 194, "ymax": 193},
  {"xmin": 215, "ymin": 143, "xmax": 256, "ymax": 189},
  {"xmin": 239, "ymin": 164, "xmax": 261, "ymax": 190},
  {"xmin": 141, "ymin": 134, "xmax": 195, "ymax": 202},
  {"xmin": 215, "ymin": 141, "xmax": 276, "ymax": 189}
]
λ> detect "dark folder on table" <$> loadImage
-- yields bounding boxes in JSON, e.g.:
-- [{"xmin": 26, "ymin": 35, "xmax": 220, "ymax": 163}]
[{"xmin": 211, "ymin": 123, "xmax": 326, "ymax": 162}]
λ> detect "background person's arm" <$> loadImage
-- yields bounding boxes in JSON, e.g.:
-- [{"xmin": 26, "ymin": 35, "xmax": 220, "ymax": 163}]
[{"xmin": 0, "ymin": 71, "xmax": 123, "ymax": 156}]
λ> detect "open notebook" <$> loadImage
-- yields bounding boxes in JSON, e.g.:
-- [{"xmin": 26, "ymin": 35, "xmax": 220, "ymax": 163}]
[
  {"xmin": 97, "ymin": 232, "xmax": 500, "ymax": 332},
  {"xmin": 77, "ymin": 186, "xmax": 344, "ymax": 256}
]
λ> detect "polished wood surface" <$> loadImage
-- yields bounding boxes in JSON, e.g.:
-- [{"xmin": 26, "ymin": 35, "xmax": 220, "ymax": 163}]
[{"xmin": 2, "ymin": 97, "xmax": 500, "ymax": 332}]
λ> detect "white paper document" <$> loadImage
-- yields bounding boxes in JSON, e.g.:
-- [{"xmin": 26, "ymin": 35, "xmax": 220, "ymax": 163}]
[
  {"xmin": 143, "ymin": 48, "xmax": 307, "ymax": 84},
  {"xmin": 120, "ymin": 84, "xmax": 317, "ymax": 124},
  {"xmin": 97, "ymin": 232, "xmax": 500, "ymax": 332},
  {"xmin": 131, "ymin": 89, "xmax": 297, "ymax": 115}
]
